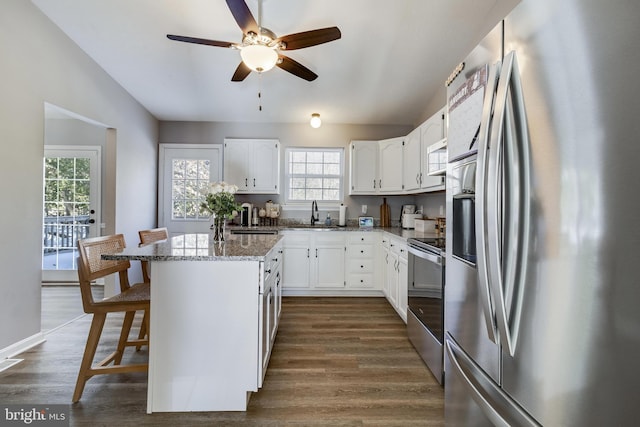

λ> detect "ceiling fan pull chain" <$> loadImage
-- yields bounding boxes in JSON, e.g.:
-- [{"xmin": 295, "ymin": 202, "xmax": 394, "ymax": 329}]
[{"xmin": 258, "ymin": 73, "xmax": 263, "ymax": 111}]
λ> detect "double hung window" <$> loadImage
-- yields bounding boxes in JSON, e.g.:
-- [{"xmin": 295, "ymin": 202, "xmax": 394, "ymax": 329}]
[{"xmin": 285, "ymin": 148, "xmax": 344, "ymax": 203}]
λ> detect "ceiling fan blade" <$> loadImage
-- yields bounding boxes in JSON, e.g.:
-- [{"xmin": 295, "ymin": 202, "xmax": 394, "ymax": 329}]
[
  {"xmin": 277, "ymin": 55, "xmax": 318, "ymax": 81},
  {"xmin": 276, "ymin": 27, "xmax": 342, "ymax": 50},
  {"xmin": 225, "ymin": 0, "xmax": 259, "ymax": 35},
  {"xmin": 167, "ymin": 34, "xmax": 235, "ymax": 48},
  {"xmin": 231, "ymin": 62, "xmax": 252, "ymax": 82}
]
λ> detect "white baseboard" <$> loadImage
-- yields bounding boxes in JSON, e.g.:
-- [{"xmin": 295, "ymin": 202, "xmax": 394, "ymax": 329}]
[
  {"xmin": 0, "ymin": 332, "xmax": 46, "ymax": 360},
  {"xmin": 281, "ymin": 289, "xmax": 384, "ymax": 297}
]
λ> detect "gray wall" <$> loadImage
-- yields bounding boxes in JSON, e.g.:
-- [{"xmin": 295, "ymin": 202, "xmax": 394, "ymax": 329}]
[
  {"xmin": 160, "ymin": 121, "xmax": 445, "ymax": 224},
  {"xmin": 0, "ymin": 0, "xmax": 158, "ymax": 351}
]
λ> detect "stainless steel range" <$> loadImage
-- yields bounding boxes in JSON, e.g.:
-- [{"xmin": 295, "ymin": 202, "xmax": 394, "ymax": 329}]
[{"xmin": 407, "ymin": 237, "xmax": 445, "ymax": 385}]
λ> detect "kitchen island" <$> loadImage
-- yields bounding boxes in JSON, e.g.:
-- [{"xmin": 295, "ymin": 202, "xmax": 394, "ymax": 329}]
[{"xmin": 103, "ymin": 232, "xmax": 283, "ymax": 413}]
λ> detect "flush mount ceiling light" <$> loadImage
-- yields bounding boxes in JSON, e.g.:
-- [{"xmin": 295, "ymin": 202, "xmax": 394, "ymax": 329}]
[{"xmin": 310, "ymin": 113, "xmax": 322, "ymax": 128}]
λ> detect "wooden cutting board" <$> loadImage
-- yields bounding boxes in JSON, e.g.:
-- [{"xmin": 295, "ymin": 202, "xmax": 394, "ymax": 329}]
[{"xmin": 380, "ymin": 198, "xmax": 391, "ymax": 227}]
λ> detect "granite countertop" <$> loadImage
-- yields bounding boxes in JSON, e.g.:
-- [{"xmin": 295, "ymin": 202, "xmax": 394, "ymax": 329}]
[
  {"xmin": 102, "ymin": 233, "xmax": 283, "ymax": 262},
  {"xmin": 228, "ymin": 224, "xmax": 442, "ymax": 242},
  {"xmin": 102, "ymin": 226, "xmax": 442, "ymax": 262}
]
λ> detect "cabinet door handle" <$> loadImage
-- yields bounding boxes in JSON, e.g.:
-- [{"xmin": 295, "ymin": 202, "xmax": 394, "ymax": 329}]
[
  {"xmin": 361, "ymin": 265, "xmax": 364, "ymax": 268},
  {"xmin": 253, "ymin": 178, "xmax": 256, "ymax": 187},
  {"xmin": 416, "ymin": 173, "xmax": 420, "ymax": 184},
  {"xmin": 360, "ymin": 250, "xmax": 364, "ymax": 254},
  {"xmin": 265, "ymin": 269, "xmax": 272, "ymax": 274},
  {"xmin": 373, "ymin": 179, "xmax": 376, "ymax": 189},
  {"xmin": 315, "ymin": 248, "xmax": 318, "ymax": 258},
  {"xmin": 245, "ymin": 178, "xmax": 248, "ymax": 187},
  {"xmin": 307, "ymin": 248, "xmax": 310, "ymax": 258}
]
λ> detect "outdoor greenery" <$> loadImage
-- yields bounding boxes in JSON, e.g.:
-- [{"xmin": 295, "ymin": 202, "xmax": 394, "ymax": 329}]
[{"xmin": 43, "ymin": 157, "xmax": 90, "ymax": 217}]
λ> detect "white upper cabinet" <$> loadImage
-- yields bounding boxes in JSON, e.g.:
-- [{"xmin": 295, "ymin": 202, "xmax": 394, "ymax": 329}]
[
  {"xmin": 349, "ymin": 140, "xmax": 379, "ymax": 195},
  {"xmin": 403, "ymin": 127, "xmax": 422, "ymax": 192},
  {"xmin": 224, "ymin": 138, "xmax": 280, "ymax": 194},
  {"xmin": 347, "ymin": 107, "xmax": 447, "ymax": 195},
  {"xmin": 420, "ymin": 107, "xmax": 446, "ymax": 190},
  {"xmin": 378, "ymin": 137, "xmax": 404, "ymax": 193}
]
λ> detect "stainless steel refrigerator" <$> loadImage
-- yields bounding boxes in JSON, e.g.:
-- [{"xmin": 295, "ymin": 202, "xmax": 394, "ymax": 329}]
[{"xmin": 444, "ymin": 0, "xmax": 640, "ymax": 425}]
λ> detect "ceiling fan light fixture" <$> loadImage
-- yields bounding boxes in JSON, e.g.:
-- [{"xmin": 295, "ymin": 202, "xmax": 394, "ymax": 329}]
[
  {"xmin": 310, "ymin": 113, "xmax": 322, "ymax": 128},
  {"xmin": 240, "ymin": 44, "xmax": 278, "ymax": 73}
]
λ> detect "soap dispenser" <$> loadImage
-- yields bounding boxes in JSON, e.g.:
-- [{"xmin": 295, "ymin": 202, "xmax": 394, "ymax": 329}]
[{"xmin": 325, "ymin": 213, "xmax": 332, "ymax": 226}]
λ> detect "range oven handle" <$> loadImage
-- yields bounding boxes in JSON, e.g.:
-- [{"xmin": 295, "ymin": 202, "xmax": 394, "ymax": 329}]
[{"xmin": 408, "ymin": 245, "xmax": 442, "ymax": 265}]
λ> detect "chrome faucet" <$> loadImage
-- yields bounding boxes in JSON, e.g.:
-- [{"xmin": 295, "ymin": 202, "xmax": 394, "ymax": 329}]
[{"xmin": 311, "ymin": 200, "xmax": 319, "ymax": 225}]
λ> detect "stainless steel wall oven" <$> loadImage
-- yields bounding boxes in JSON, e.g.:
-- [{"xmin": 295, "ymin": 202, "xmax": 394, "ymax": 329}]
[{"xmin": 407, "ymin": 237, "xmax": 446, "ymax": 385}]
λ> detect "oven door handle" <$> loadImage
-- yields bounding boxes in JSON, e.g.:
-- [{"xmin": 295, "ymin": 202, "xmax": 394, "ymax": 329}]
[{"xmin": 408, "ymin": 245, "xmax": 442, "ymax": 265}]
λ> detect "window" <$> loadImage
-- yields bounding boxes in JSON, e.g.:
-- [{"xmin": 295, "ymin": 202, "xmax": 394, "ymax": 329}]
[
  {"xmin": 171, "ymin": 159, "xmax": 211, "ymax": 220},
  {"xmin": 285, "ymin": 148, "xmax": 344, "ymax": 203}
]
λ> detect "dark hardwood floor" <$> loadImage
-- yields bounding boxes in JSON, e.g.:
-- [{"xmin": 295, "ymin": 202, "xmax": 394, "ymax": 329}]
[
  {"xmin": 41, "ymin": 285, "xmax": 104, "ymax": 333},
  {"xmin": 1, "ymin": 296, "xmax": 444, "ymax": 426}
]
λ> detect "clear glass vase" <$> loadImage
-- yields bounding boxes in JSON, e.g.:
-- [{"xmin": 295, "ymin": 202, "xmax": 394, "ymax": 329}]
[{"xmin": 210, "ymin": 213, "xmax": 225, "ymax": 242}]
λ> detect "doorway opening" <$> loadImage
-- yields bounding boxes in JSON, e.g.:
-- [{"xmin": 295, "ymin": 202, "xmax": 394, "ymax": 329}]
[{"xmin": 41, "ymin": 103, "xmax": 111, "ymax": 333}]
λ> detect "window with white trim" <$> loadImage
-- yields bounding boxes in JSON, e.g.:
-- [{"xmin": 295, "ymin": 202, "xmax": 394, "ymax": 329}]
[{"xmin": 285, "ymin": 148, "xmax": 344, "ymax": 203}]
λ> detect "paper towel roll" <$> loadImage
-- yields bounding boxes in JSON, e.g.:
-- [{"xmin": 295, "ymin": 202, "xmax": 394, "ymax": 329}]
[{"xmin": 339, "ymin": 204, "xmax": 347, "ymax": 226}]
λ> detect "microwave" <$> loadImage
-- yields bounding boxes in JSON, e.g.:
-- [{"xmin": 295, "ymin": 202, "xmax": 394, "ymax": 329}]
[{"xmin": 426, "ymin": 138, "xmax": 447, "ymax": 175}]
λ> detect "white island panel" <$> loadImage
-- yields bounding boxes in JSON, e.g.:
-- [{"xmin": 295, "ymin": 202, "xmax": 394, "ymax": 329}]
[{"xmin": 148, "ymin": 260, "xmax": 260, "ymax": 412}]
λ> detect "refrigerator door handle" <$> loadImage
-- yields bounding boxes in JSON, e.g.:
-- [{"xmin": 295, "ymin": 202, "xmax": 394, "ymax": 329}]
[
  {"xmin": 445, "ymin": 335, "xmax": 541, "ymax": 427},
  {"xmin": 475, "ymin": 62, "xmax": 500, "ymax": 344},
  {"xmin": 487, "ymin": 51, "xmax": 532, "ymax": 357}
]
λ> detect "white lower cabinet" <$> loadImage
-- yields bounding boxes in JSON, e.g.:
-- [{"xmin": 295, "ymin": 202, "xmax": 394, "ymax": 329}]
[
  {"xmin": 383, "ymin": 235, "xmax": 408, "ymax": 323},
  {"xmin": 282, "ymin": 231, "xmax": 382, "ymax": 295},
  {"xmin": 346, "ymin": 232, "xmax": 377, "ymax": 289},
  {"xmin": 282, "ymin": 231, "xmax": 346, "ymax": 290},
  {"xmin": 259, "ymin": 241, "xmax": 282, "ymax": 387},
  {"xmin": 281, "ymin": 232, "xmax": 311, "ymax": 288}
]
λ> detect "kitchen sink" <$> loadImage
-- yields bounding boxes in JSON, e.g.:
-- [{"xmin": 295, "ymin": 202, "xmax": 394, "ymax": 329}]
[
  {"xmin": 230, "ymin": 229, "xmax": 278, "ymax": 235},
  {"xmin": 285, "ymin": 225, "xmax": 341, "ymax": 231}
]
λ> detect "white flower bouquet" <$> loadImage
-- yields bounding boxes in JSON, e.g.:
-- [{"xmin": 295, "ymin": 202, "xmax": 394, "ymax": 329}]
[{"xmin": 200, "ymin": 181, "xmax": 242, "ymax": 219}]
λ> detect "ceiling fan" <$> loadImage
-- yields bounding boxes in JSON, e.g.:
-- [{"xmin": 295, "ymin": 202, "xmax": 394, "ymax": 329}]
[{"xmin": 167, "ymin": 0, "xmax": 341, "ymax": 82}]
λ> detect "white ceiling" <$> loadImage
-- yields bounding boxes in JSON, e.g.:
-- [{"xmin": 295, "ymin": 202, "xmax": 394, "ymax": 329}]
[{"xmin": 32, "ymin": 0, "xmax": 518, "ymax": 126}]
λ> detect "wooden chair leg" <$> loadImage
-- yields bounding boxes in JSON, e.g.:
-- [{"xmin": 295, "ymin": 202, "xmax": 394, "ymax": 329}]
[
  {"xmin": 114, "ymin": 311, "xmax": 136, "ymax": 365},
  {"xmin": 136, "ymin": 309, "xmax": 148, "ymax": 351},
  {"xmin": 73, "ymin": 313, "xmax": 107, "ymax": 403}
]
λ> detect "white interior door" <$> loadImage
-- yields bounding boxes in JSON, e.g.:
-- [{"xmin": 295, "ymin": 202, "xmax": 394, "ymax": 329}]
[
  {"xmin": 42, "ymin": 146, "xmax": 101, "ymax": 282},
  {"xmin": 159, "ymin": 144, "xmax": 222, "ymax": 233}
]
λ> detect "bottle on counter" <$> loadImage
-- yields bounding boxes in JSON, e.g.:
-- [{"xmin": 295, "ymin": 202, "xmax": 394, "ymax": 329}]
[{"xmin": 325, "ymin": 213, "xmax": 331, "ymax": 226}]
